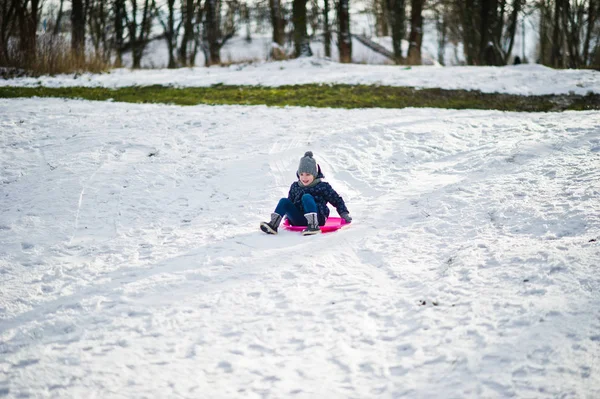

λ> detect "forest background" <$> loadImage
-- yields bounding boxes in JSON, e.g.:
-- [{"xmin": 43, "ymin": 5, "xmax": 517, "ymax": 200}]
[{"xmin": 0, "ymin": 0, "xmax": 599, "ymax": 76}]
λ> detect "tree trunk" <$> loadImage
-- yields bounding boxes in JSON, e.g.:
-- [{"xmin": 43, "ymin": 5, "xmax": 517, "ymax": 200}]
[
  {"xmin": 495, "ymin": 0, "xmax": 507, "ymax": 53},
  {"xmin": 323, "ymin": 0, "xmax": 331, "ymax": 58},
  {"xmin": 293, "ymin": 0, "xmax": 312, "ymax": 57},
  {"xmin": 503, "ymin": 0, "xmax": 522, "ymax": 64},
  {"xmin": 157, "ymin": 0, "xmax": 178, "ymax": 68},
  {"xmin": 128, "ymin": 0, "xmax": 154, "ymax": 69},
  {"xmin": 101, "ymin": 0, "xmax": 111, "ymax": 61},
  {"xmin": 205, "ymin": 0, "xmax": 221, "ymax": 65},
  {"xmin": 374, "ymin": 0, "xmax": 388, "ymax": 36},
  {"xmin": 191, "ymin": 0, "xmax": 204, "ymax": 66},
  {"xmin": 269, "ymin": 0, "xmax": 285, "ymax": 59},
  {"xmin": 17, "ymin": 0, "xmax": 39, "ymax": 66},
  {"xmin": 433, "ymin": 0, "xmax": 446, "ymax": 65},
  {"xmin": 479, "ymin": 0, "xmax": 493, "ymax": 65},
  {"xmin": 582, "ymin": 0, "xmax": 597, "ymax": 65},
  {"xmin": 30, "ymin": 0, "xmax": 40, "ymax": 53},
  {"xmin": 406, "ymin": 0, "xmax": 424, "ymax": 65},
  {"xmin": 168, "ymin": 0, "xmax": 177, "ymax": 68},
  {"xmin": 551, "ymin": 0, "xmax": 563, "ymax": 67},
  {"xmin": 563, "ymin": 0, "xmax": 583, "ymax": 68},
  {"xmin": 72, "ymin": 0, "xmax": 85, "ymax": 60},
  {"xmin": 538, "ymin": 0, "xmax": 549, "ymax": 64},
  {"xmin": 462, "ymin": 0, "xmax": 479, "ymax": 65},
  {"xmin": 88, "ymin": 0, "xmax": 111, "ymax": 62},
  {"xmin": 243, "ymin": 3, "xmax": 251, "ymax": 42},
  {"xmin": 1, "ymin": 0, "xmax": 18, "ymax": 64},
  {"xmin": 114, "ymin": 0, "xmax": 125, "ymax": 67},
  {"xmin": 562, "ymin": 0, "xmax": 574, "ymax": 67},
  {"xmin": 179, "ymin": 0, "xmax": 195, "ymax": 66},
  {"xmin": 337, "ymin": 0, "xmax": 351, "ymax": 62},
  {"xmin": 386, "ymin": 0, "xmax": 406, "ymax": 63},
  {"xmin": 54, "ymin": 0, "xmax": 64, "ymax": 35}
]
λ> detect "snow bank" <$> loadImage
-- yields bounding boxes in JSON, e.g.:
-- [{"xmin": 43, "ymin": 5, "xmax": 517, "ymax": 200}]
[{"xmin": 1, "ymin": 57, "xmax": 599, "ymax": 96}]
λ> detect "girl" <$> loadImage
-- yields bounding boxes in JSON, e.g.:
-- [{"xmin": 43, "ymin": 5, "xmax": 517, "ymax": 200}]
[{"xmin": 260, "ymin": 151, "xmax": 352, "ymax": 236}]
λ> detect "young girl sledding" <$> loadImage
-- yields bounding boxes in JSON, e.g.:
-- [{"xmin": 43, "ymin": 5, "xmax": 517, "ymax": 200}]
[{"xmin": 260, "ymin": 151, "xmax": 352, "ymax": 236}]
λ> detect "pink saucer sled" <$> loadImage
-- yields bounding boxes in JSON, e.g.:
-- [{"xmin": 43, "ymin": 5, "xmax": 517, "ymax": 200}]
[{"xmin": 283, "ymin": 217, "xmax": 349, "ymax": 233}]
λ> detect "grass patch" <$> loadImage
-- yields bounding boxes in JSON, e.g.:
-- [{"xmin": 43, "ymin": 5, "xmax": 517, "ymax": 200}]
[{"xmin": 1, "ymin": 84, "xmax": 598, "ymax": 112}]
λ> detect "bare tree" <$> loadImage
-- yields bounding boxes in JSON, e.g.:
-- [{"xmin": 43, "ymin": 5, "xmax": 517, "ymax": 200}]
[
  {"xmin": 293, "ymin": 0, "xmax": 312, "ymax": 56},
  {"xmin": 53, "ymin": 0, "xmax": 65, "ymax": 35},
  {"xmin": 179, "ymin": 0, "xmax": 199, "ymax": 66},
  {"xmin": 223, "ymin": 0, "xmax": 237, "ymax": 36},
  {"xmin": 114, "ymin": 0, "xmax": 125, "ymax": 66},
  {"xmin": 503, "ymin": 0, "xmax": 522, "ymax": 63},
  {"xmin": 203, "ymin": 0, "xmax": 234, "ymax": 65},
  {"xmin": 307, "ymin": 0, "xmax": 319, "ymax": 34},
  {"xmin": 338, "ymin": 0, "xmax": 351, "ymax": 62},
  {"xmin": 72, "ymin": 0, "xmax": 86, "ymax": 60},
  {"xmin": 406, "ymin": 0, "xmax": 425, "ymax": 64},
  {"xmin": 88, "ymin": 0, "xmax": 112, "ymax": 62},
  {"xmin": 269, "ymin": 0, "xmax": 285, "ymax": 47},
  {"xmin": 460, "ymin": 0, "xmax": 478, "ymax": 64},
  {"xmin": 125, "ymin": 0, "xmax": 155, "ymax": 68},
  {"xmin": 582, "ymin": 0, "xmax": 598, "ymax": 64},
  {"xmin": 15, "ymin": 0, "xmax": 41, "ymax": 66},
  {"xmin": 550, "ymin": 0, "xmax": 563, "ymax": 66},
  {"xmin": 204, "ymin": 0, "xmax": 219, "ymax": 64},
  {"xmin": 537, "ymin": 0, "xmax": 600, "ymax": 68},
  {"xmin": 562, "ymin": 0, "xmax": 598, "ymax": 67},
  {"xmin": 241, "ymin": 1, "xmax": 251, "ymax": 41},
  {"xmin": 386, "ymin": 0, "xmax": 406, "ymax": 63},
  {"xmin": 457, "ymin": 0, "xmax": 524, "ymax": 65},
  {"xmin": 431, "ymin": 0, "xmax": 449, "ymax": 64},
  {"xmin": 189, "ymin": 0, "xmax": 204, "ymax": 64},
  {"xmin": 538, "ymin": 0, "xmax": 551, "ymax": 63},
  {"xmin": 0, "ymin": 0, "xmax": 18, "ymax": 64},
  {"xmin": 372, "ymin": 0, "xmax": 389, "ymax": 36},
  {"xmin": 156, "ymin": 0, "xmax": 182, "ymax": 68},
  {"xmin": 323, "ymin": 0, "xmax": 331, "ymax": 57},
  {"xmin": 478, "ymin": 0, "xmax": 497, "ymax": 64}
]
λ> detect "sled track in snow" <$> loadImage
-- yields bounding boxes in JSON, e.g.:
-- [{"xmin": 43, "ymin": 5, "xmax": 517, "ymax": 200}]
[{"xmin": 1, "ymin": 99, "xmax": 599, "ymax": 398}]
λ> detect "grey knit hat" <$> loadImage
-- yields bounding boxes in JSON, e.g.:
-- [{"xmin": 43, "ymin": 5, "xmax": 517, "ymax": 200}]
[{"xmin": 298, "ymin": 151, "xmax": 318, "ymax": 177}]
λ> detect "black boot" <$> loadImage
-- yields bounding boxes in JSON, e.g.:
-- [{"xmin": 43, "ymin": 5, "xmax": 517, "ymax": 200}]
[
  {"xmin": 302, "ymin": 213, "xmax": 321, "ymax": 236},
  {"xmin": 260, "ymin": 213, "xmax": 282, "ymax": 234}
]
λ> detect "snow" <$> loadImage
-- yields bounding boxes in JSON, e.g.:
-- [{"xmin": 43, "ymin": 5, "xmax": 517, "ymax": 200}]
[
  {"xmin": 3, "ymin": 57, "xmax": 599, "ymax": 96},
  {"xmin": 128, "ymin": 34, "xmax": 396, "ymax": 68},
  {"xmin": 1, "ymin": 95, "xmax": 599, "ymax": 397},
  {"xmin": 1, "ymin": 57, "xmax": 597, "ymax": 97}
]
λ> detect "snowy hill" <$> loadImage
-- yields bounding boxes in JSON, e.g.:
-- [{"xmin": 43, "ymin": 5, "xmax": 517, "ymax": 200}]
[{"xmin": 1, "ymin": 96, "xmax": 599, "ymax": 397}]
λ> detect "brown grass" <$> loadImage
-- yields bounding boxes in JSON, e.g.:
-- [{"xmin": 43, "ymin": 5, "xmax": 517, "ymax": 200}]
[{"xmin": 4, "ymin": 34, "xmax": 111, "ymax": 77}]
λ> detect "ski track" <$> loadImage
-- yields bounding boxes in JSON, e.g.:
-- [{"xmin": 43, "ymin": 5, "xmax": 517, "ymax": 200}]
[{"xmin": 0, "ymin": 98, "xmax": 599, "ymax": 398}]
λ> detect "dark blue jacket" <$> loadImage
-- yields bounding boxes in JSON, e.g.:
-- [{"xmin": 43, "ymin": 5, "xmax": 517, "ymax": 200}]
[{"xmin": 288, "ymin": 169, "xmax": 349, "ymax": 225}]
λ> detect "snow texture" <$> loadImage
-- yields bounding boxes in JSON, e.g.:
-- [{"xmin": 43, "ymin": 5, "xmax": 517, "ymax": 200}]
[
  {"xmin": 1, "ymin": 96, "xmax": 599, "ymax": 398},
  {"xmin": 2, "ymin": 57, "xmax": 599, "ymax": 96}
]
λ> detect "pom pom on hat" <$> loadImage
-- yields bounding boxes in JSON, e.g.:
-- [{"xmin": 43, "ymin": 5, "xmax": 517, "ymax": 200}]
[{"xmin": 298, "ymin": 151, "xmax": 318, "ymax": 177}]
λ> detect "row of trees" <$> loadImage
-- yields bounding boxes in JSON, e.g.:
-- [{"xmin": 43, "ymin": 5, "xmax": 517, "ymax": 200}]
[
  {"xmin": 427, "ymin": 0, "xmax": 599, "ymax": 68},
  {"xmin": 0, "ymin": 0, "xmax": 598, "ymax": 72}
]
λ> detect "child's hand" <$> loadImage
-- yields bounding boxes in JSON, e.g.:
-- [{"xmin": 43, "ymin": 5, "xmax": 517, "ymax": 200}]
[{"xmin": 340, "ymin": 212, "xmax": 352, "ymax": 223}]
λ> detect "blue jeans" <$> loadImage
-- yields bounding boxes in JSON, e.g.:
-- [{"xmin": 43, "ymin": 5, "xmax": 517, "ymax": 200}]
[{"xmin": 275, "ymin": 194, "xmax": 319, "ymax": 226}]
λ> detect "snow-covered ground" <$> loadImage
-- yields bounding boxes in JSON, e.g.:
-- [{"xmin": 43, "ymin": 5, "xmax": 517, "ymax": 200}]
[
  {"xmin": 2, "ymin": 57, "xmax": 599, "ymax": 96},
  {"xmin": 1, "ymin": 96, "xmax": 599, "ymax": 397}
]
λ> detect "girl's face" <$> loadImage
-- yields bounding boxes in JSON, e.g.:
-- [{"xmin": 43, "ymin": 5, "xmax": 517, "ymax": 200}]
[{"xmin": 299, "ymin": 172, "xmax": 315, "ymax": 186}]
